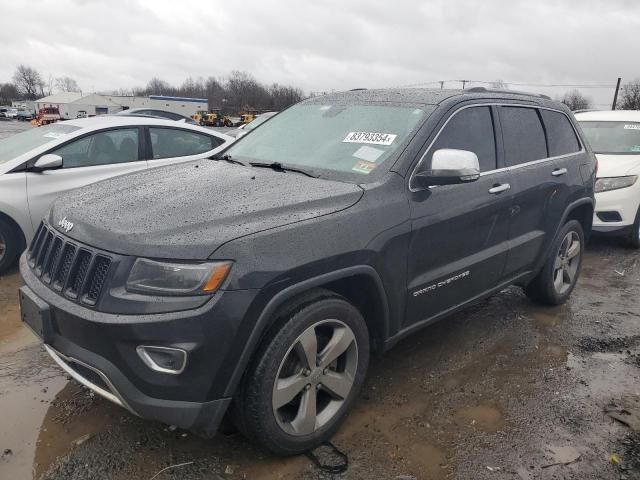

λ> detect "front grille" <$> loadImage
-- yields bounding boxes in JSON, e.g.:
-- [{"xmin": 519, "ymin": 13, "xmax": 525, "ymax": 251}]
[{"xmin": 28, "ymin": 222, "xmax": 112, "ymax": 307}]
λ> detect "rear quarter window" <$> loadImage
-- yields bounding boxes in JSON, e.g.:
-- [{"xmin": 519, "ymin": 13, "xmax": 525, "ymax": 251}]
[{"xmin": 541, "ymin": 110, "xmax": 581, "ymax": 156}]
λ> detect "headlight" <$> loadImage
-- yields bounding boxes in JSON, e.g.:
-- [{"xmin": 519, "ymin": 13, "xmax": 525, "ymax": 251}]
[
  {"xmin": 595, "ymin": 176, "xmax": 638, "ymax": 193},
  {"xmin": 126, "ymin": 259, "xmax": 232, "ymax": 296}
]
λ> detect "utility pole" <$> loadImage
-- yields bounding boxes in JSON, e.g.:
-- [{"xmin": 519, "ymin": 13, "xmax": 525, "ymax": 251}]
[
  {"xmin": 439, "ymin": 81, "xmax": 444, "ymax": 89},
  {"xmin": 612, "ymin": 77, "xmax": 622, "ymax": 110},
  {"xmin": 461, "ymin": 80, "xmax": 468, "ymax": 90}
]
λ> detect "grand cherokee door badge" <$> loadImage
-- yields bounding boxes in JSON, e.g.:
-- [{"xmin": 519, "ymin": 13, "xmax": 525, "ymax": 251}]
[{"xmin": 413, "ymin": 270, "xmax": 470, "ymax": 297}]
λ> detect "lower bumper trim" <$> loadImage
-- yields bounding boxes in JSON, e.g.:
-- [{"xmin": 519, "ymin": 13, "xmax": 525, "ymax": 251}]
[{"xmin": 44, "ymin": 344, "xmax": 137, "ymax": 416}]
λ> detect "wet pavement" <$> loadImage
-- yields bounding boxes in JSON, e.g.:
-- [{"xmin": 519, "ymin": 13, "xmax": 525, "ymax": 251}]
[{"xmin": 0, "ymin": 237, "xmax": 638, "ymax": 479}]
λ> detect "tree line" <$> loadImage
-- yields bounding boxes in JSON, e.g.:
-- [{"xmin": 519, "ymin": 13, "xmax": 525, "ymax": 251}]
[
  {"xmin": 127, "ymin": 71, "xmax": 305, "ymax": 113},
  {"xmin": 3, "ymin": 64, "xmax": 640, "ymax": 112},
  {"xmin": 0, "ymin": 65, "xmax": 305, "ymax": 114},
  {"xmin": 559, "ymin": 81, "xmax": 640, "ymax": 111}
]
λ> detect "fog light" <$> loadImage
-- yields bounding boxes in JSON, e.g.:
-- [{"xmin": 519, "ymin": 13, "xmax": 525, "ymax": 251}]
[{"xmin": 136, "ymin": 346, "xmax": 187, "ymax": 375}]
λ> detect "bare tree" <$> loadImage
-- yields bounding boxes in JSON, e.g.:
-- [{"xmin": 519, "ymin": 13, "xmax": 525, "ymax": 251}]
[
  {"xmin": 144, "ymin": 77, "xmax": 174, "ymax": 96},
  {"xmin": 12, "ymin": 65, "xmax": 43, "ymax": 99},
  {"xmin": 560, "ymin": 90, "xmax": 591, "ymax": 111},
  {"xmin": 55, "ymin": 76, "xmax": 80, "ymax": 93},
  {"xmin": 40, "ymin": 74, "xmax": 54, "ymax": 97},
  {"xmin": 618, "ymin": 80, "xmax": 640, "ymax": 110},
  {"xmin": 0, "ymin": 82, "xmax": 20, "ymax": 105}
]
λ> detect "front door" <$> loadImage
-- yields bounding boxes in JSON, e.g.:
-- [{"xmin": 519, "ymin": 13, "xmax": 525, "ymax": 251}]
[
  {"xmin": 406, "ymin": 105, "xmax": 513, "ymax": 326},
  {"xmin": 26, "ymin": 127, "xmax": 147, "ymax": 228}
]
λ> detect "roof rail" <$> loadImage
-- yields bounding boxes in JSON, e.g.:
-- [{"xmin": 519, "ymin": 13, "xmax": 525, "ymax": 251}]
[
  {"xmin": 349, "ymin": 88, "xmax": 368, "ymax": 91},
  {"xmin": 466, "ymin": 86, "xmax": 551, "ymax": 100}
]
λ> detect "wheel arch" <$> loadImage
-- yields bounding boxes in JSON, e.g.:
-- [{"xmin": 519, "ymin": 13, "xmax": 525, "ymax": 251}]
[
  {"xmin": 0, "ymin": 210, "xmax": 27, "ymax": 251},
  {"xmin": 564, "ymin": 198, "xmax": 594, "ymax": 239},
  {"xmin": 223, "ymin": 265, "xmax": 390, "ymax": 397}
]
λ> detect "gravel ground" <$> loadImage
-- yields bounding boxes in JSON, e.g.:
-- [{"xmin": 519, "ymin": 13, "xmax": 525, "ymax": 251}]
[{"xmin": 0, "ymin": 120, "xmax": 639, "ymax": 479}]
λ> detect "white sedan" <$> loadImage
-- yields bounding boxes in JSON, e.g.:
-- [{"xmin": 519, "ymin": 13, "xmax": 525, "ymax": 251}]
[
  {"xmin": 576, "ymin": 110, "xmax": 640, "ymax": 248},
  {"xmin": 0, "ymin": 116, "xmax": 232, "ymax": 273}
]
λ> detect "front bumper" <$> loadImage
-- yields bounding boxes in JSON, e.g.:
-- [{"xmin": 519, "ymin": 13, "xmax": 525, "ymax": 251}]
[
  {"xmin": 592, "ymin": 182, "xmax": 640, "ymax": 233},
  {"xmin": 20, "ymin": 254, "xmax": 259, "ymax": 435}
]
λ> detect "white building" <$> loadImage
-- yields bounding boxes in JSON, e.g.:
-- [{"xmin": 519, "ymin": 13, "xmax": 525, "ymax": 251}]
[
  {"xmin": 36, "ymin": 92, "xmax": 121, "ymax": 119},
  {"xmin": 35, "ymin": 93, "xmax": 208, "ymax": 119},
  {"xmin": 103, "ymin": 95, "xmax": 208, "ymax": 117}
]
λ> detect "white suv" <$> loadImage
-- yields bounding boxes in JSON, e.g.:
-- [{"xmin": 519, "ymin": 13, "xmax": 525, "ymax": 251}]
[{"xmin": 576, "ymin": 110, "xmax": 640, "ymax": 248}]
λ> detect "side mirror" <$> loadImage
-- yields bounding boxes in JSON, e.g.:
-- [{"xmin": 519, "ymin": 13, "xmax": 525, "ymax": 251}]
[
  {"xmin": 33, "ymin": 154, "xmax": 63, "ymax": 171},
  {"xmin": 413, "ymin": 149, "xmax": 480, "ymax": 189}
]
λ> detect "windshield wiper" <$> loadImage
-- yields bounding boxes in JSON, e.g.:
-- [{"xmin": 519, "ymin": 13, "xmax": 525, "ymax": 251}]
[
  {"xmin": 215, "ymin": 154, "xmax": 246, "ymax": 166},
  {"xmin": 249, "ymin": 161, "xmax": 318, "ymax": 178}
]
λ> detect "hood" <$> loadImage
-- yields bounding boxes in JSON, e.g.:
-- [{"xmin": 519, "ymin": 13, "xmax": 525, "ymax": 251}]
[
  {"xmin": 595, "ymin": 154, "xmax": 640, "ymax": 178},
  {"xmin": 49, "ymin": 161, "xmax": 363, "ymax": 259}
]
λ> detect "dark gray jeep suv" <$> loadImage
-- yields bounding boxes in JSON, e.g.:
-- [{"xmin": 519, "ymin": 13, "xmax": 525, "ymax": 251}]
[{"xmin": 19, "ymin": 88, "xmax": 596, "ymax": 454}]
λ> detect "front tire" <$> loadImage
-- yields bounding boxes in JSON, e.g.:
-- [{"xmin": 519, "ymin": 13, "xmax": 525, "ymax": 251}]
[
  {"xmin": 524, "ymin": 220, "xmax": 584, "ymax": 305},
  {"xmin": 234, "ymin": 291, "xmax": 369, "ymax": 455},
  {"xmin": 625, "ymin": 207, "xmax": 640, "ymax": 249},
  {"xmin": 0, "ymin": 217, "xmax": 24, "ymax": 275}
]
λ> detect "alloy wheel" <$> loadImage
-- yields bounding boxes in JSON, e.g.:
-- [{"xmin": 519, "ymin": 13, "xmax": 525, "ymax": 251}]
[
  {"xmin": 553, "ymin": 230, "xmax": 581, "ymax": 295},
  {"xmin": 272, "ymin": 319, "xmax": 358, "ymax": 436}
]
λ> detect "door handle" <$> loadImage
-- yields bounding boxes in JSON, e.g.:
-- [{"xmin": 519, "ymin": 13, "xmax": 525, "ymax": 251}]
[
  {"xmin": 489, "ymin": 183, "xmax": 511, "ymax": 194},
  {"xmin": 552, "ymin": 168, "xmax": 568, "ymax": 176}
]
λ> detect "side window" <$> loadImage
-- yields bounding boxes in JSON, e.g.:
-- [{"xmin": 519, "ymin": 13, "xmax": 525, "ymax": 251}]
[
  {"xmin": 149, "ymin": 128, "xmax": 220, "ymax": 159},
  {"xmin": 52, "ymin": 128, "xmax": 139, "ymax": 168},
  {"xmin": 500, "ymin": 107, "xmax": 547, "ymax": 166},
  {"xmin": 430, "ymin": 106, "xmax": 497, "ymax": 172},
  {"xmin": 540, "ymin": 110, "xmax": 581, "ymax": 156}
]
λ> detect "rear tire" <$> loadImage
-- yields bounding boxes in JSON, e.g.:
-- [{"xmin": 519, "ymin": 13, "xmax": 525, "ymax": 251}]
[
  {"xmin": 233, "ymin": 290, "xmax": 369, "ymax": 455},
  {"xmin": 0, "ymin": 217, "xmax": 24, "ymax": 275},
  {"xmin": 524, "ymin": 220, "xmax": 584, "ymax": 305},
  {"xmin": 625, "ymin": 207, "xmax": 640, "ymax": 249}
]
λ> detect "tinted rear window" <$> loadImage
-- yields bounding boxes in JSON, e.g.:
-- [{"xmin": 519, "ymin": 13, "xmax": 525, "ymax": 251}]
[
  {"xmin": 541, "ymin": 110, "xmax": 580, "ymax": 156},
  {"xmin": 501, "ymin": 107, "xmax": 547, "ymax": 166}
]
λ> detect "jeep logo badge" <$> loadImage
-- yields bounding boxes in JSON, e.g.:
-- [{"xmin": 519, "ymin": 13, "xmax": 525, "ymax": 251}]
[{"xmin": 58, "ymin": 216, "xmax": 74, "ymax": 233}]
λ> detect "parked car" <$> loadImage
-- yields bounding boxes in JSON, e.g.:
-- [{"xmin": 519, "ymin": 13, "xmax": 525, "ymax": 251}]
[
  {"xmin": 3, "ymin": 108, "xmax": 18, "ymax": 119},
  {"xmin": 575, "ymin": 110, "xmax": 640, "ymax": 248},
  {"xmin": 116, "ymin": 108, "xmax": 199, "ymax": 125},
  {"xmin": 0, "ymin": 116, "xmax": 232, "ymax": 272},
  {"xmin": 16, "ymin": 109, "xmax": 34, "ymax": 121},
  {"xmin": 227, "ymin": 111, "xmax": 277, "ymax": 138},
  {"xmin": 19, "ymin": 88, "xmax": 595, "ymax": 455}
]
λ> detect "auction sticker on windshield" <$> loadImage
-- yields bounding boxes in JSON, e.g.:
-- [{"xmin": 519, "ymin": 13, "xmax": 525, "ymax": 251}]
[{"xmin": 343, "ymin": 132, "xmax": 397, "ymax": 146}]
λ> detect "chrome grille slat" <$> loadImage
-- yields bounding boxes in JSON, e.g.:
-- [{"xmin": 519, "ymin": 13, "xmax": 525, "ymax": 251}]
[{"xmin": 29, "ymin": 222, "xmax": 112, "ymax": 307}]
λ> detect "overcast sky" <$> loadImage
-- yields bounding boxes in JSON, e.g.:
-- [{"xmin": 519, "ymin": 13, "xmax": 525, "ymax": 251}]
[{"xmin": 1, "ymin": 0, "xmax": 638, "ymax": 106}]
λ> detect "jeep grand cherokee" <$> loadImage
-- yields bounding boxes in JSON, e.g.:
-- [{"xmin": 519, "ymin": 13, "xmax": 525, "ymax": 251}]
[{"xmin": 19, "ymin": 88, "xmax": 596, "ymax": 455}]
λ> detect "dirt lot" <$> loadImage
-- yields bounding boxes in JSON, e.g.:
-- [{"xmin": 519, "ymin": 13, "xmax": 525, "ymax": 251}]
[
  {"xmin": 1, "ymin": 121, "xmax": 639, "ymax": 479},
  {"xmin": 0, "ymin": 239, "xmax": 638, "ymax": 479}
]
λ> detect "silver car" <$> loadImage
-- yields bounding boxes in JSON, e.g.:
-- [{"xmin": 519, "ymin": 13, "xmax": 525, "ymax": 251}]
[{"xmin": 0, "ymin": 116, "xmax": 232, "ymax": 273}]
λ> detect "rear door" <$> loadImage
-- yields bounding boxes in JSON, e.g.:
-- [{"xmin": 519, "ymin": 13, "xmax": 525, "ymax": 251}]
[
  {"xmin": 498, "ymin": 106, "xmax": 563, "ymax": 278},
  {"xmin": 405, "ymin": 105, "xmax": 513, "ymax": 326},
  {"xmin": 539, "ymin": 108, "xmax": 585, "ymax": 213},
  {"xmin": 145, "ymin": 126, "xmax": 227, "ymax": 169},
  {"xmin": 25, "ymin": 127, "xmax": 146, "ymax": 228}
]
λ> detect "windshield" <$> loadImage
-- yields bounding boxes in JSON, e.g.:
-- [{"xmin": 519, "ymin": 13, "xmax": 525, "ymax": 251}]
[
  {"xmin": 224, "ymin": 104, "xmax": 428, "ymax": 179},
  {"xmin": 244, "ymin": 113, "xmax": 276, "ymax": 132},
  {"xmin": 579, "ymin": 121, "xmax": 640, "ymax": 154},
  {"xmin": 0, "ymin": 123, "xmax": 81, "ymax": 164}
]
